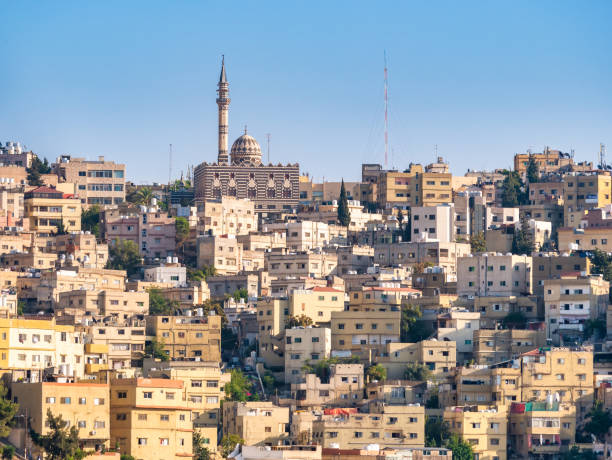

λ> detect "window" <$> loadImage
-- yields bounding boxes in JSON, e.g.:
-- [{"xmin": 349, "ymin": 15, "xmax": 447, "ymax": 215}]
[
  {"xmin": 143, "ymin": 392, "xmax": 153, "ymax": 398},
  {"xmin": 78, "ymin": 397, "xmax": 86, "ymax": 405},
  {"xmin": 117, "ymin": 391, "xmax": 127, "ymax": 399},
  {"xmin": 46, "ymin": 397, "xmax": 56, "ymax": 404},
  {"xmin": 60, "ymin": 397, "xmax": 71, "ymax": 404},
  {"xmin": 78, "ymin": 420, "xmax": 86, "ymax": 428},
  {"xmin": 94, "ymin": 420, "xmax": 105, "ymax": 428},
  {"xmin": 160, "ymin": 415, "xmax": 170, "ymax": 421},
  {"xmin": 138, "ymin": 414, "xmax": 148, "ymax": 421},
  {"xmin": 116, "ymin": 413, "xmax": 127, "ymax": 421},
  {"xmin": 354, "ymin": 432, "xmax": 363, "ymax": 438},
  {"xmin": 138, "ymin": 438, "xmax": 147, "ymax": 446}
]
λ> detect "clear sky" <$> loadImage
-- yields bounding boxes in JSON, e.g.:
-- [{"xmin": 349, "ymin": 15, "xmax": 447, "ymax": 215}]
[{"xmin": 2, "ymin": 1, "xmax": 612, "ymax": 183}]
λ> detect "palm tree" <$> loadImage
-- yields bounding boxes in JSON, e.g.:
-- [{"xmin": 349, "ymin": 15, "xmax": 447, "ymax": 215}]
[{"xmin": 135, "ymin": 187, "xmax": 153, "ymax": 206}]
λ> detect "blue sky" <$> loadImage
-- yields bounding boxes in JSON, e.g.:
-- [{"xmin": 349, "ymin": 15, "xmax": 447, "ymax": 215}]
[{"xmin": 2, "ymin": 1, "xmax": 612, "ymax": 183}]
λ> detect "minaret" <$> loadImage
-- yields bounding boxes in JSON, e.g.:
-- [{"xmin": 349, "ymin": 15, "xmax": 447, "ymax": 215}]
[{"xmin": 216, "ymin": 56, "xmax": 230, "ymax": 164}]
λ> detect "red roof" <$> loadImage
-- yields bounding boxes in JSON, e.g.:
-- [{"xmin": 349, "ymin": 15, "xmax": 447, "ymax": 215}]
[{"xmin": 310, "ymin": 286, "xmax": 343, "ymax": 293}]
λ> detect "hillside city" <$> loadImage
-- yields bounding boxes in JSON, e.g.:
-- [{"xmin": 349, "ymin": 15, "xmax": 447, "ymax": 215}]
[{"xmin": 0, "ymin": 68, "xmax": 611, "ymax": 460}]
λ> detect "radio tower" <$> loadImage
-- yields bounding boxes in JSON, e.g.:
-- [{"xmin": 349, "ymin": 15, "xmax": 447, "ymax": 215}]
[
  {"xmin": 384, "ymin": 51, "xmax": 389, "ymax": 170},
  {"xmin": 600, "ymin": 143, "xmax": 607, "ymax": 170}
]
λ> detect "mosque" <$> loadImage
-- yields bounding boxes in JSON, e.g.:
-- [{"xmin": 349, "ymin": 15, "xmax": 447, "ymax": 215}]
[{"xmin": 193, "ymin": 58, "xmax": 300, "ymax": 214}]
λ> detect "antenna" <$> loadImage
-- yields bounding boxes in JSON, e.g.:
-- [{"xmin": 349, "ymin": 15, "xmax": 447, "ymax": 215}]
[
  {"xmin": 168, "ymin": 144, "xmax": 173, "ymax": 185},
  {"xmin": 600, "ymin": 143, "xmax": 606, "ymax": 170},
  {"xmin": 384, "ymin": 51, "xmax": 389, "ymax": 170},
  {"xmin": 266, "ymin": 133, "xmax": 271, "ymax": 164}
]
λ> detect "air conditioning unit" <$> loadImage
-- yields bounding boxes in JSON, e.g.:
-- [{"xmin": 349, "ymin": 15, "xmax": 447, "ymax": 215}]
[{"xmin": 90, "ymin": 430, "xmax": 96, "ymax": 435}]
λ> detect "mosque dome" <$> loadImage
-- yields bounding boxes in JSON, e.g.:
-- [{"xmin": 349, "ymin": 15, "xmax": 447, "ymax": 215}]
[{"xmin": 231, "ymin": 128, "xmax": 262, "ymax": 165}]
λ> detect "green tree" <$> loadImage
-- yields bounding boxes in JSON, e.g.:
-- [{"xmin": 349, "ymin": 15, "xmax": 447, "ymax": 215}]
[
  {"xmin": 193, "ymin": 431, "xmax": 211, "ymax": 460},
  {"xmin": 337, "ymin": 179, "xmax": 351, "ymax": 227},
  {"xmin": 145, "ymin": 338, "xmax": 169, "ymax": 361},
  {"xmin": 0, "ymin": 382, "xmax": 17, "ymax": 437},
  {"xmin": 232, "ymin": 288, "xmax": 248, "ymax": 302},
  {"xmin": 224, "ymin": 369, "xmax": 254, "ymax": 402},
  {"xmin": 445, "ymin": 434, "xmax": 474, "ymax": 460},
  {"xmin": 589, "ymin": 249, "xmax": 612, "ymax": 282},
  {"xmin": 188, "ymin": 265, "xmax": 218, "ymax": 282},
  {"xmin": 425, "ymin": 417, "xmax": 451, "ymax": 447},
  {"xmin": 397, "ymin": 209, "xmax": 404, "ymax": 227},
  {"xmin": 220, "ymin": 433, "xmax": 244, "ymax": 458},
  {"xmin": 512, "ymin": 216, "xmax": 533, "ymax": 256},
  {"xmin": 583, "ymin": 400, "xmax": 612, "ymax": 442},
  {"xmin": 175, "ymin": 216, "xmax": 190, "ymax": 258},
  {"xmin": 17, "ymin": 301, "xmax": 24, "ymax": 316},
  {"xmin": 120, "ymin": 455, "xmax": 136, "ymax": 460},
  {"xmin": 262, "ymin": 373, "xmax": 276, "ymax": 393},
  {"xmin": 526, "ymin": 156, "xmax": 540, "ymax": 184},
  {"xmin": 366, "ymin": 364, "xmax": 387, "ymax": 382},
  {"xmin": 404, "ymin": 362, "xmax": 432, "ymax": 382},
  {"xmin": 502, "ymin": 312, "xmax": 527, "ymax": 329},
  {"xmin": 285, "ymin": 314, "xmax": 313, "ymax": 329},
  {"xmin": 81, "ymin": 204, "xmax": 101, "ymax": 237},
  {"xmin": 2, "ymin": 445, "xmax": 15, "ymax": 460},
  {"xmin": 106, "ymin": 239, "xmax": 142, "ymax": 276},
  {"xmin": 26, "ymin": 157, "xmax": 52, "ymax": 186},
  {"xmin": 425, "ymin": 386, "xmax": 440, "ymax": 409},
  {"xmin": 400, "ymin": 305, "xmax": 432, "ymax": 342},
  {"xmin": 30, "ymin": 409, "xmax": 87, "ymax": 460},
  {"xmin": 148, "ymin": 288, "xmax": 179, "ymax": 315},
  {"xmin": 302, "ymin": 356, "xmax": 360, "ymax": 383},
  {"xmin": 501, "ymin": 170, "xmax": 527, "ymax": 207},
  {"xmin": 584, "ymin": 318, "xmax": 606, "ymax": 340},
  {"xmin": 128, "ymin": 187, "xmax": 154, "ymax": 206},
  {"xmin": 470, "ymin": 232, "xmax": 486, "ymax": 253},
  {"xmin": 55, "ymin": 220, "xmax": 68, "ymax": 236}
]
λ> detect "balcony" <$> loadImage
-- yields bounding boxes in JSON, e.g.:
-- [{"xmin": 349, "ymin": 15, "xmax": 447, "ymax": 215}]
[
  {"xmin": 85, "ymin": 343, "xmax": 109, "ymax": 354},
  {"xmin": 85, "ymin": 363, "xmax": 109, "ymax": 374}
]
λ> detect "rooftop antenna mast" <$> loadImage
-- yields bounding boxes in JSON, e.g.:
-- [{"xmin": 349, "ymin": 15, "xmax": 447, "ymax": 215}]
[
  {"xmin": 600, "ymin": 143, "xmax": 607, "ymax": 170},
  {"xmin": 384, "ymin": 51, "xmax": 389, "ymax": 170},
  {"xmin": 266, "ymin": 133, "xmax": 271, "ymax": 164}
]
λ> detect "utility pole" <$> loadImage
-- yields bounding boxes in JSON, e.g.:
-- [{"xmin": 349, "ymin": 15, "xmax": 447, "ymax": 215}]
[{"xmin": 384, "ymin": 51, "xmax": 389, "ymax": 169}]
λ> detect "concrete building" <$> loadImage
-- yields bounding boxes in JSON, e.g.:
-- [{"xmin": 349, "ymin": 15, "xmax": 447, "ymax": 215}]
[
  {"xmin": 12, "ymin": 381, "xmax": 110, "ymax": 455},
  {"xmin": 143, "ymin": 262, "xmax": 187, "ymax": 286},
  {"xmin": 531, "ymin": 253, "xmax": 590, "ymax": 297},
  {"xmin": 234, "ymin": 445, "xmax": 321, "ymax": 460},
  {"xmin": 410, "ymin": 204, "xmax": 455, "ymax": 243},
  {"xmin": 436, "ymin": 311, "xmax": 480, "ymax": 363},
  {"xmin": 473, "ymin": 329, "xmax": 546, "ymax": 365},
  {"xmin": 146, "ymin": 314, "xmax": 222, "ymax": 362},
  {"xmin": 196, "ymin": 234, "xmax": 242, "ymax": 274},
  {"xmin": 56, "ymin": 289, "xmax": 149, "ymax": 320},
  {"xmin": 53, "ymin": 155, "xmax": 126, "ymax": 206},
  {"xmin": 24, "ymin": 186, "xmax": 81, "ymax": 234},
  {"xmin": 377, "ymin": 340, "xmax": 456, "ymax": 380},
  {"xmin": 563, "ymin": 171, "xmax": 612, "ymax": 226},
  {"xmin": 103, "ymin": 206, "xmax": 176, "ymax": 260},
  {"xmin": 223, "ymin": 401, "xmax": 290, "ymax": 446},
  {"xmin": 471, "ymin": 295, "xmax": 540, "ymax": 329},
  {"xmin": 85, "ymin": 319, "xmax": 146, "ymax": 369},
  {"xmin": 311, "ymin": 405, "xmax": 425, "ymax": 450},
  {"xmin": 444, "ymin": 405, "xmax": 508, "ymax": 460},
  {"xmin": 453, "ymin": 366, "xmax": 522, "ymax": 406},
  {"xmin": 110, "ymin": 378, "xmax": 193, "ymax": 460},
  {"xmin": 289, "ymin": 363, "xmax": 365, "ymax": 408},
  {"xmin": 544, "ymin": 274, "xmax": 609, "ymax": 345},
  {"xmin": 508, "ymin": 401, "xmax": 576, "ymax": 459},
  {"xmin": 285, "ymin": 327, "xmax": 331, "ymax": 384},
  {"xmin": 514, "ymin": 148, "xmax": 591, "ymax": 176},
  {"xmin": 336, "ymin": 245, "xmax": 375, "ymax": 275},
  {"xmin": 196, "ymin": 196, "xmax": 257, "ymax": 236},
  {"xmin": 457, "ymin": 253, "xmax": 532, "ymax": 297},
  {"xmin": 207, "ymin": 272, "xmax": 266, "ymax": 300},
  {"xmin": 558, "ymin": 226, "xmax": 612, "ymax": 252},
  {"xmin": 265, "ymin": 250, "xmax": 338, "ymax": 279},
  {"xmin": 0, "ymin": 141, "xmax": 35, "ymax": 167}
]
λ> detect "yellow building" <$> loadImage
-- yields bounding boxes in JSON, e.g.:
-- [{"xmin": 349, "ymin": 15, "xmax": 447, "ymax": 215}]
[
  {"xmin": 376, "ymin": 340, "xmax": 456, "ymax": 380},
  {"xmin": 223, "ymin": 401, "xmax": 290, "ymax": 446},
  {"xmin": 473, "ymin": 329, "xmax": 546, "ymax": 365},
  {"xmin": 85, "ymin": 319, "xmax": 146, "ymax": 369},
  {"xmin": 196, "ymin": 234, "xmax": 242, "ymax": 274},
  {"xmin": 57, "ymin": 289, "xmax": 149, "ymax": 320},
  {"xmin": 563, "ymin": 172, "xmax": 612, "ymax": 226},
  {"xmin": 520, "ymin": 347, "xmax": 593, "ymax": 420},
  {"xmin": 196, "ymin": 196, "xmax": 257, "ymax": 236},
  {"xmin": 145, "ymin": 359, "xmax": 223, "ymax": 451},
  {"xmin": 558, "ymin": 226, "xmax": 612, "ymax": 252},
  {"xmin": 12, "ymin": 381, "xmax": 110, "ymax": 455},
  {"xmin": 110, "ymin": 377, "xmax": 193, "ymax": 460},
  {"xmin": 146, "ymin": 314, "xmax": 222, "ymax": 362},
  {"xmin": 444, "ymin": 405, "xmax": 508, "ymax": 460},
  {"xmin": 508, "ymin": 401, "xmax": 576, "ymax": 458},
  {"xmin": 312, "ymin": 405, "xmax": 425, "ymax": 449},
  {"xmin": 454, "ymin": 366, "xmax": 522, "ymax": 407},
  {"xmin": 0, "ymin": 317, "xmax": 84, "ymax": 378},
  {"xmin": 377, "ymin": 164, "xmax": 452, "ymax": 210},
  {"xmin": 24, "ymin": 186, "xmax": 82, "ymax": 234}
]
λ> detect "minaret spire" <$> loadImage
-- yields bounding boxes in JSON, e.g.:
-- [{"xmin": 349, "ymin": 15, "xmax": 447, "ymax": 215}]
[{"xmin": 216, "ymin": 55, "xmax": 230, "ymax": 164}]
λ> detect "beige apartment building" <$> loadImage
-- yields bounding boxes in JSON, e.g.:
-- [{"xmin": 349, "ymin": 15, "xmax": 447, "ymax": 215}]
[
  {"xmin": 336, "ymin": 245, "xmax": 375, "ymax": 275},
  {"xmin": 436, "ymin": 310, "xmax": 480, "ymax": 362},
  {"xmin": 377, "ymin": 340, "xmax": 456, "ymax": 380},
  {"xmin": 330, "ymin": 305, "xmax": 400, "ymax": 358},
  {"xmin": 473, "ymin": 329, "xmax": 546, "ymax": 365},
  {"xmin": 377, "ymin": 164, "xmax": 452, "ymax": 209},
  {"xmin": 514, "ymin": 149, "xmax": 588, "ymax": 176},
  {"xmin": 146, "ymin": 314, "xmax": 222, "ymax": 362},
  {"xmin": 410, "ymin": 204, "xmax": 455, "ymax": 243},
  {"xmin": 471, "ymin": 295, "xmax": 540, "ymax": 329},
  {"xmin": 145, "ymin": 360, "xmax": 223, "ymax": 450},
  {"xmin": 196, "ymin": 234, "xmax": 242, "ymax": 274},
  {"xmin": 444, "ymin": 405, "xmax": 508, "ymax": 460},
  {"xmin": 110, "ymin": 378, "xmax": 193, "ymax": 460},
  {"xmin": 12, "ymin": 381, "xmax": 110, "ymax": 455},
  {"xmin": 374, "ymin": 241, "xmax": 471, "ymax": 280},
  {"xmin": 312, "ymin": 405, "xmax": 425, "ymax": 449},
  {"xmin": 558, "ymin": 226, "xmax": 612, "ymax": 252},
  {"xmin": 56, "ymin": 289, "xmax": 149, "ymax": 320},
  {"xmin": 531, "ymin": 252, "xmax": 590, "ymax": 296},
  {"xmin": 264, "ymin": 221, "xmax": 330, "ymax": 251},
  {"xmin": 53, "ymin": 155, "xmax": 125, "ymax": 206},
  {"xmin": 207, "ymin": 272, "xmax": 264, "ymax": 301},
  {"xmin": 266, "ymin": 250, "xmax": 338, "ymax": 279},
  {"xmin": 544, "ymin": 274, "xmax": 609, "ymax": 345},
  {"xmin": 285, "ymin": 327, "xmax": 331, "ymax": 384},
  {"xmin": 454, "ymin": 366, "xmax": 522, "ymax": 406},
  {"xmin": 520, "ymin": 347, "xmax": 593, "ymax": 419},
  {"xmin": 457, "ymin": 253, "xmax": 532, "ymax": 297},
  {"xmin": 509, "ymin": 402, "xmax": 576, "ymax": 458},
  {"xmin": 85, "ymin": 320, "xmax": 146, "ymax": 369},
  {"xmin": 563, "ymin": 172, "xmax": 612, "ymax": 226},
  {"xmin": 0, "ymin": 249, "xmax": 58, "ymax": 270},
  {"xmin": 223, "ymin": 401, "xmax": 290, "ymax": 446},
  {"xmin": 24, "ymin": 186, "xmax": 82, "ymax": 234},
  {"xmin": 289, "ymin": 363, "xmax": 364, "ymax": 408},
  {"xmin": 196, "ymin": 196, "xmax": 257, "ymax": 236}
]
